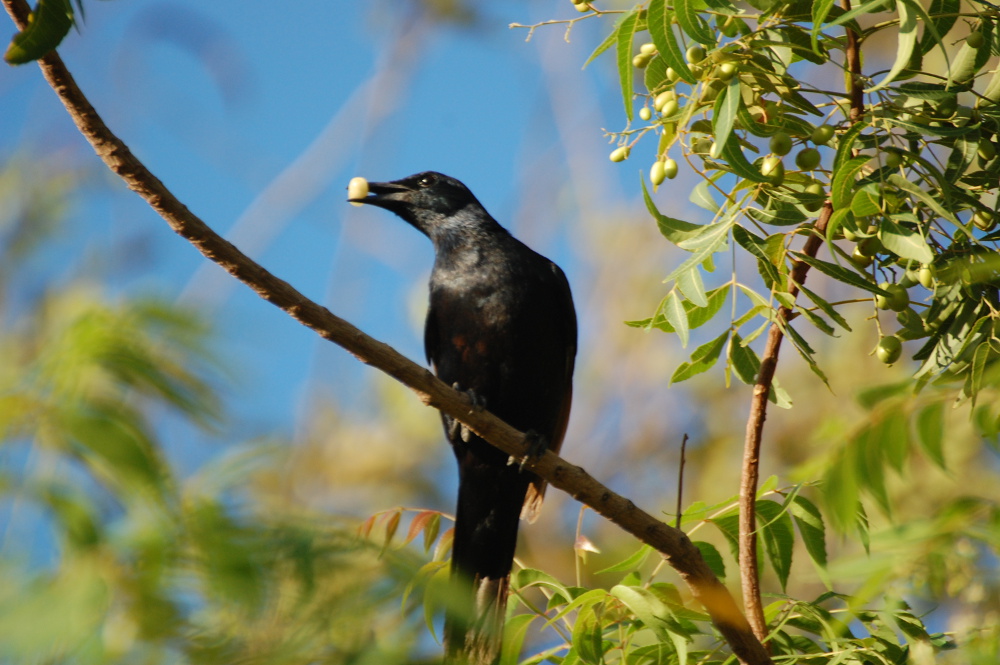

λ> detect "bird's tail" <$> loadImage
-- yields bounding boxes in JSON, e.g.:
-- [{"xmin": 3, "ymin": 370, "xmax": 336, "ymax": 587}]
[{"xmin": 443, "ymin": 463, "xmax": 529, "ymax": 665}]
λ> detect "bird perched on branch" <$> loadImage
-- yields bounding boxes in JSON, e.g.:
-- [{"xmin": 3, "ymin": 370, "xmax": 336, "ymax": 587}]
[{"xmin": 351, "ymin": 172, "xmax": 577, "ymax": 665}]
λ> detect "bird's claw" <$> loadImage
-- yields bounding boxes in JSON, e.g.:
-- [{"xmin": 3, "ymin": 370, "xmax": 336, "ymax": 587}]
[
  {"xmin": 449, "ymin": 383, "xmax": 484, "ymax": 443},
  {"xmin": 509, "ymin": 430, "xmax": 548, "ymax": 471}
]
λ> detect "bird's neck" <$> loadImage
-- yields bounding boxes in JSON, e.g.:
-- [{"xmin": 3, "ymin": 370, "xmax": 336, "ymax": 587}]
[{"xmin": 429, "ymin": 217, "xmax": 511, "ymax": 263}]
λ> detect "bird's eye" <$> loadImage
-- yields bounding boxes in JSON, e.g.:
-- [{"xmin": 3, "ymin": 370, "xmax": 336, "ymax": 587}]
[{"xmin": 418, "ymin": 174, "xmax": 437, "ymax": 188}]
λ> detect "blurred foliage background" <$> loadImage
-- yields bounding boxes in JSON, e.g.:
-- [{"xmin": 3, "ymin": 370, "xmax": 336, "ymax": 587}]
[{"xmin": 2, "ymin": 0, "xmax": 1000, "ymax": 663}]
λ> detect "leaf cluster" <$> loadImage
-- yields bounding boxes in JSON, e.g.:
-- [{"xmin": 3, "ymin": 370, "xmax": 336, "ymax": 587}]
[{"xmin": 592, "ymin": 0, "xmax": 1000, "ymax": 405}]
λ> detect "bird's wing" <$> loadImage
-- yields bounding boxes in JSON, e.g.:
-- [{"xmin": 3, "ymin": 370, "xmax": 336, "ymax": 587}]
[{"xmin": 521, "ymin": 262, "xmax": 577, "ymax": 523}]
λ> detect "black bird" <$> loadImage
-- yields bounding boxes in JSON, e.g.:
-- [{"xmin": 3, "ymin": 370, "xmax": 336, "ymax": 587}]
[{"xmin": 352, "ymin": 172, "xmax": 576, "ymax": 665}]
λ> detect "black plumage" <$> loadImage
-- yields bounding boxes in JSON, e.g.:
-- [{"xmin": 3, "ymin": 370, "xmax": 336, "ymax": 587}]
[{"xmin": 353, "ymin": 172, "xmax": 576, "ymax": 664}]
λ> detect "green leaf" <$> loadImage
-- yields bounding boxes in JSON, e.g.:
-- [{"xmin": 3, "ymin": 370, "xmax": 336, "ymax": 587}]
[
  {"xmin": 824, "ymin": 446, "xmax": 861, "ymax": 532},
  {"xmin": 887, "ymin": 173, "xmax": 961, "ymax": 226},
  {"xmin": 915, "ymin": 402, "xmax": 946, "ymax": 468},
  {"xmin": 499, "ymin": 614, "xmax": 536, "ymax": 665},
  {"xmin": 944, "ymin": 133, "xmax": 980, "ymax": 183},
  {"xmin": 672, "ymin": 330, "xmax": 730, "ymax": 383},
  {"xmin": 690, "ymin": 180, "xmax": 720, "ymax": 213},
  {"xmin": 879, "ymin": 218, "xmax": 934, "ymax": 264},
  {"xmin": 918, "ymin": 0, "xmax": 960, "ymax": 57},
  {"xmin": 718, "ymin": 133, "xmax": 769, "ymax": 183},
  {"xmin": 865, "ymin": 0, "xmax": 917, "ymax": 92},
  {"xmin": 571, "ymin": 602, "xmax": 605, "ymax": 665},
  {"xmin": 881, "ymin": 406, "xmax": 911, "ymax": 472},
  {"xmin": 850, "ymin": 184, "xmax": 881, "ymax": 217},
  {"xmin": 693, "ymin": 541, "xmax": 726, "ymax": 580},
  {"xmin": 832, "ymin": 122, "xmax": 866, "ymax": 173},
  {"xmin": 627, "ymin": 285, "xmax": 728, "ymax": 332},
  {"xmin": 676, "ymin": 264, "xmax": 708, "ymax": 307},
  {"xmin": 885, "ymin": 115, "xmax": 979, "ymax": 138},
  {"xmin": 797, "ymin": 283, "xmax": 852, "ymax": 332},
  {"xmin": 664, "ymin": 291, "xmax": 690, "ymax": 348},
  {"xmin": 595, "ymin": 545, "xmax": 652, "ymax": 575},
  {"xmin": 728, "ymin": 333, "xmax": 761, "ymax": 385},
  {"xmin": 642, "ymin": 177, "xmax": 703, "ymax": 244},
  {"xmin": 757, "ymin": 500, "xmax": 795, "ymax": 591},
  {"xmin": 810, "ymin": 0, "xmax": 837, "ymax": 53},
  {"xmin": 733, "ymin": 225, "xmax": 782, "ymax": 285},
  {"xmin": 675, "ymin": 0, "xmax": 715, "ymax": 46},
  {"xmin": 831, "ymin": 155, "xmax": 870, "ymax": 210},
  {"xmin": 789, "ymin": 495, "xmax": 828, "ymax": 571},
  {"xmin": 895, "ymin": 81, "xmax": 970, "ymax": 100},
  {"xmin": 793, "ymin": 252, "xmax": 887, "ymax": 295},
  {"xmin": 968, "ymin": 339, "xmax": 990, "ymax": 405},
  {"xmin": 583, "ymin": 12, "xmax": 624, "ymax": 68},
  {"xmin": 747, "ymin": 202, "xmax": 807, "ymax": 227},
  {"xmin": 4, "ymin": 0, "xmax": 74, "ymax": 65},
  {"xmin": 610, "ymin": 585, "xmax": 674, "ymax": 642},
  {"xmin": 66, "ymin": 406, "xmax": 168, "ymax": 499},
  {"xmin": 616, "ymin": 10, "xmax": 641, "ymax": 122},
  {"xmin": 644, "ymin": 53, "xmax": 668, "ymax": 94},
  {"xmin": 712, "ymin": 78, "xmax": 742, "ymax": 152},
  {"xmin": 664, "ymin": 217, "xmax": 734, "ymax": 283},
  {"xmin": 647, "ymin": 0, "xmax": 697, "ymax": 84}
]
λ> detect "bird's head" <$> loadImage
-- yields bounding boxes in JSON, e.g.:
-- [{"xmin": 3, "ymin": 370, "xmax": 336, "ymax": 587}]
[{"xmin": 349, "ymin": 172, "xmax": 492, "ymax": 239}]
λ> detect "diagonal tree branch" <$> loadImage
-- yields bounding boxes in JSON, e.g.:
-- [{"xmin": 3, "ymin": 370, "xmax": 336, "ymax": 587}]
[{"xmin": 3, "ymin": 2, "xmax": 771, "ymax": 663}]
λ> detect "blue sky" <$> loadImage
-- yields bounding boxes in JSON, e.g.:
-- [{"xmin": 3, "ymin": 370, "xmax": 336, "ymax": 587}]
[{"xmin": 3, "ymin": 1, "xmax": 678, "ymax": 471}]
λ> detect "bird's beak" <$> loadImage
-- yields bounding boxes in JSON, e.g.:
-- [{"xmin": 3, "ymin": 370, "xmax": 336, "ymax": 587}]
[{"xmin": 349, "ymin": 180, "xmax": 413, "ymax": 208}]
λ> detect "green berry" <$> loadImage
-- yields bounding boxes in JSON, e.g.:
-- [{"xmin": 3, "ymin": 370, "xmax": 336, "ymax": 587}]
[
  {"xmin": 717, "ymin": 62, "xmax": 738, "ymax": 81},
  {"xmin": 769, "ymin": 132, "xmax": 792, "ymax": 156},
  {"xmin": 639, "ymin": 42, "xmax": 657, "ymax": 55},
  {"xmin": 795, "ymin": 147, "xmax": 822, "ymax": 170},
  {"xmin": 978, "ymin": 138, "xmax": 997, "ymax": 161},
  {"xmin": 686, "ymin": 45, "xmax": 707, "ymax": 64},
  {"xmin": 761, "ymin": 156, "xmax": 784, "ymax": 184},
  {"xmin": 884, "ymin": 151, "xmax": 903, "ymax": 168},
  {"xmin": 810, "ymin": 124, "xmax": 835, "ymax": 145},
  {"xmin": 664, "ymin": 158, "xmax": 678, "ymax": 180},
  {"xmin": 875, "ymin": 283, "xmax": 910, "ymax": 312},
  {"xmin": 968, "ymin": 31, "xmax": 985, "ymax": 49},
  {"xmin": 857, "ymin": 236, "xmax": 885, "ymax": 257},
  {"xmin": 661, "ymin": 99, "xmax": 679, "ymax": 117},
  {"xmin": 918, "ymin": 266, "xmax": 934, "ymax": 288},
  {"xmin": 610, "ymin": 146, "xmax": 630, "ymax": 162},
  {"xmin": 876, "ymin": 335, "xmax": 903, "ymax": 364},
  {"xmin": 973, "ymin": 209, "xmax": 996, "ymax": 231},
  {"xmin": 803, "ymin": 182, "xmax": 825, "ymax": 212},
  {"xmin": 651, "ymin": 160, "xmax": 667, "ymax": 186},
  {"xmin": 633, "ymin": 54, "xmax": 651, "ymax": 69},
  {"xmin": 693, "ymin": 137, "xmax": 713, "ymax": 154},
  {"xmin": 899, "ymin": 269, "xmax": 918, "ymax": 288},
  {"xmin": 851, "ymin": 246, "xmax": 874, "ymax": 268},
  {"xmin": 654, "ymin": 90, "xmax": 675, "ymax": 111},
  {"xmin": 639, "ymin": 107, "xmax": 652, "ymax": 121}
]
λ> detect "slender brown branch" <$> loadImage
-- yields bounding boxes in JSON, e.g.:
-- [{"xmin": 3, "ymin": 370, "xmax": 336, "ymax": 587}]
[
  {"xmin": 738, "ymin": 206, "xmax": 832, "ymax": 643},
  {"xmin": 675, "ymin": 433, "xmax": 688, "ymax": 530},
  {"xmin": 2, "ymin": 2, "xmax": 772, "ymax": 663},
  {"xmin": 737, "ymin": 0, "xmax": 864, "ymax": 643}
]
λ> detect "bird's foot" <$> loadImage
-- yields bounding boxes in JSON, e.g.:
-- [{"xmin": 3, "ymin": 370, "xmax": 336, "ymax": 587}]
[
  {"xmin": 509, "ymin": 429, "xmax": 548, "ymax": 471},
  {"xmin": 449, "ymin": 383, "xmax": 484, "ymax": 443}
]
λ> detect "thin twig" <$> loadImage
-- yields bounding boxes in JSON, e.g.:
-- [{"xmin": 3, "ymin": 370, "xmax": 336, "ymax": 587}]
[
  {"xmin": 1, "ymin": 2, "xmax": 772, "ymax": 663},
  {"xmin": 676, "ymin": 433, "xmax": 688, "ymax": 530}
]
